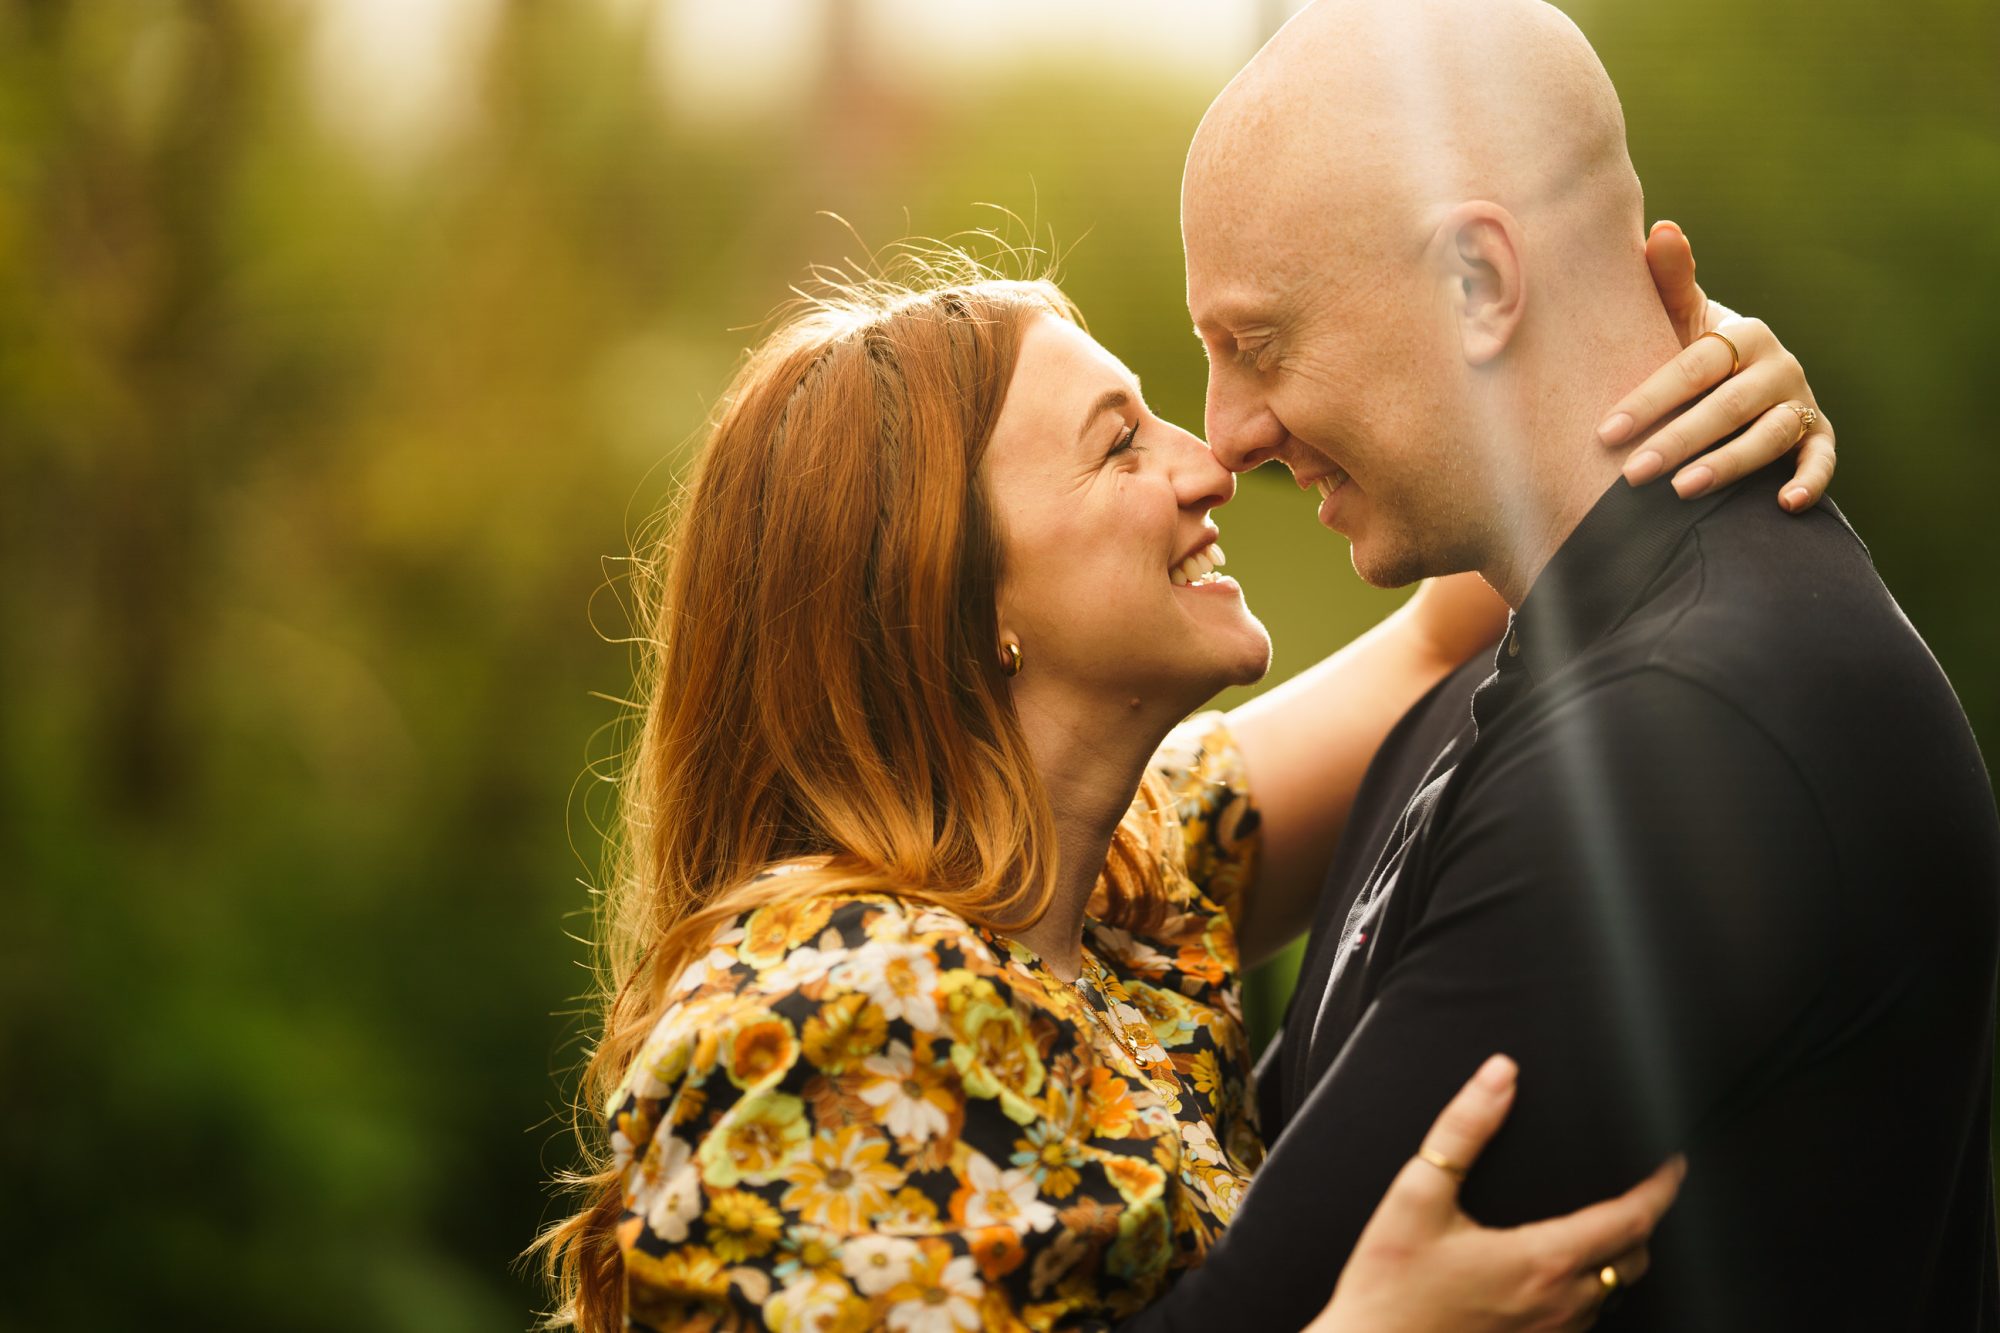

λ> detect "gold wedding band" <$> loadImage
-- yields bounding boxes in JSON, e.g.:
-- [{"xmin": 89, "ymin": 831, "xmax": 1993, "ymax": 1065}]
[
  {"xmin": 1786, "ymin": 403, "xmax": 1819, "ymax": 439},
  {"xmin": 1696, "ymin": 329, "xmax": 1740, "ymax": 378},
  {"xmin": 1416, "ymin": 1147, "xmax": 1468, "ymax": 1181},
  {"xmin": 1598, "ymin": 1264, "xmax": 1622, "ymax": 1295}
]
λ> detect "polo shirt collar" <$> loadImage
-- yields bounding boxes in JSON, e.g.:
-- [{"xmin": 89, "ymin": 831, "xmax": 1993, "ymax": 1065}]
[{"xmin": 1496, "ymin": 468, "xmax": 1740, "ymax": 689}]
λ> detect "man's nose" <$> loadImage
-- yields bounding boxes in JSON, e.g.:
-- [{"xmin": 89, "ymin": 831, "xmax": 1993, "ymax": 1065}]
[{"xmin": 1204, "ymin": 372, "xmax": 1287, "ymax": 473}]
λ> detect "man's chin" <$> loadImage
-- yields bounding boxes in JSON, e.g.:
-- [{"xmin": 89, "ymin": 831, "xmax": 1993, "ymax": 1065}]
[{"xmin": 1348, "ymin": 536, "xmax": 1433, "ymax": 591}]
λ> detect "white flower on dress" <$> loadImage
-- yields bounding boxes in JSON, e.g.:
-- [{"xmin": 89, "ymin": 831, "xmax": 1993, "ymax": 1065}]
[
  {"xmin": 840, "ymin": 1234, "xmax": 921, "ymax": 1296},
  {"xmin": 631, "ymin": 1133, "xmax": 703, "ymax": 1243},
  {"xmin": 763, "ymin": 943, "xmax": 837, "ymax": 993},
  {"xmin": 765, "ymin": 1271, "xmax": 860, "ymax": 1333},
  {"xmin": 830, "ymin": 940, "xmax": 942, "ymax": 1031},
  {"xmin": 885, "ymin": 1255, "xmax": 984, "ymax": 1333},
  {"xmin": 675, "ymin": 923, "xmax": 747, "ymax": 990},
  {"xmin": 857, "ymin": 1041, "xmax": 953, "ymax": 1143},
  {"xmin": 1180, "ymin": 1118, "xmax": 1225, "ymax": 1168},
  {"xmin": 958, "ymin": 1152, "xmax": 1058, "ymax": 1232},
  {"xmin": 1085, "ymin": 924, "xmax": 1174, "ymax": 980},
  {"xmin": 1104, "ymin": 998, "xmax": 1170, "ymax": 1065}
]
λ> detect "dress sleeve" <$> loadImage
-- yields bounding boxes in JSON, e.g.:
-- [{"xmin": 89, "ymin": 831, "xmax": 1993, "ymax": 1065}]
[
  {"xmin": 1146, "ymin": 710, "xmax": 1262, "ymax": 928},
  {"xmin": 609, "ymin": 894, "xmax": 1178, "ymax": 1331}
]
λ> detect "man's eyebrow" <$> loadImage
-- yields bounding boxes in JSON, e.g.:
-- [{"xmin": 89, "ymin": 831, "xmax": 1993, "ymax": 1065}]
[{"xmin": 1076, "ymin": 387, "xmax": 1132, "ymax": 445}]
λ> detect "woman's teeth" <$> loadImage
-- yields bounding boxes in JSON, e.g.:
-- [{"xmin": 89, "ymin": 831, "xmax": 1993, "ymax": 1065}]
[{"xmin": 1170, "ymin": 541, "xmax": 1228, "ymax": 587}]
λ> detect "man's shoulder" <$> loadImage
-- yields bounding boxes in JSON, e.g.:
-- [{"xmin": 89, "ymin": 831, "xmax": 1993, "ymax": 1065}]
[{"xmin": 1568, "ymin": 492, "xmax": 1950, "ymax": 752}]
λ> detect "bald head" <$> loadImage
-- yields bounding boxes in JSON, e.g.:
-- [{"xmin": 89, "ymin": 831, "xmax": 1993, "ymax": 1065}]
[
  {"xmin": 1183, "ymin": 0, "xmax": 1681, "ymax": 599},
  {"xmin": 1186, "ymin": 0, "xmax": 1640, "ymax": 287}
]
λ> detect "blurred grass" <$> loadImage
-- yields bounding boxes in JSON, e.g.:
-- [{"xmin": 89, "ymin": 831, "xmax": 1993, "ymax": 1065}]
[{"xmin": 2, "ymin": 1, "xmax": 1994, "ymax": 1327}]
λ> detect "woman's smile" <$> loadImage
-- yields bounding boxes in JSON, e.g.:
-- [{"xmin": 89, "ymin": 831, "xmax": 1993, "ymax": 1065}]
[{"xmin": 1169, "ymin": 539, "xmax": 1232, "ymax": 589}]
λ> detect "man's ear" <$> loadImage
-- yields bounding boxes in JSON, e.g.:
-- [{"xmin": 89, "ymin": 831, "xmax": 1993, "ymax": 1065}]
[{"xmin": 1432, "ymin": 202, "xmax": 1526, "ymax": 367}]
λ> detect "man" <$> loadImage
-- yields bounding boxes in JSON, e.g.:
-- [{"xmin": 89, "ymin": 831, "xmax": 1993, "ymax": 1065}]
[{"xmin": 1127, "ymin": 1, "xmax": 2000, "ymax": 1328}]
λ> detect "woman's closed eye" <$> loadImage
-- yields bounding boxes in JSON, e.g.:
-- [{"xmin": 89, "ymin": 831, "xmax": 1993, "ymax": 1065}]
[{"xmin": 1107, "ymin": 419, "xmax": 1143, "ymax": 459}]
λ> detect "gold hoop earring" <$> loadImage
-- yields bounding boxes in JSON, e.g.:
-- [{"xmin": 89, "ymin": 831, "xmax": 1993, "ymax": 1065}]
[{"xmin": 1000, "ymin": 641, "xmax": 1022, "ymax": 677}]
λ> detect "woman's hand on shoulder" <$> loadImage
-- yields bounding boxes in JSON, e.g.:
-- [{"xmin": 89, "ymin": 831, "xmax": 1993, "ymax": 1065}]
[
  {"xmin": 1605, "ymin": 220, "xmax": 1837, "ymax": 513},
  {"xmin": 1306, "ymin": 1056, "xmax": 1686, "ymax": 1333}
]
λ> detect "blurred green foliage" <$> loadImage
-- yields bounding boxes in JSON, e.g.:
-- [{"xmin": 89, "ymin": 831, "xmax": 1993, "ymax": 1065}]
[{"xmin": 3, "ymin": 1, "xmax": 1994, "ymax": 1328}]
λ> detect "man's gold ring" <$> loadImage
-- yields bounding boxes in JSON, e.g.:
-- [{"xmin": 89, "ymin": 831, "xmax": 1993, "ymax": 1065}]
[
  {"xmin": 1416, "ymin": 1147, "xmax": 1467, "ymax": 1181},
  {"xmin": 1787, "ymin": 403, "xmax": 1819, "ymax": 439},
  {"xmin": 1696, "ymin": 329, "xmax": 1740, "ymax": 377},
  {"xmin": 1598, "ymin": 1264, "xmax": 1622, "ymax": 1295}
]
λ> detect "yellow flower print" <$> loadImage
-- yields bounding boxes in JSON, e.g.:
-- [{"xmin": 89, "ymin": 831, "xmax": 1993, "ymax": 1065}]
[
  {"xmin": 638, "ymin": 1035, "xmax": 691, "ymax": 1095},
  {"xmin": 702, "ymin": 1188, "xmax": 785, "ymax": 1262},
  {"xmin": 668, "ymin": 1083, "xmax": 707, "ymax": 1128},
  {"xmin": 698, "ymin": 1090, "xmax": 807, "ymax": 1187},
  {"xmin": 802, "ymin": 992, "xmax": 889, "ymax": 1073},
  {"xmin": 1125, "ymin": 984, "xmax": 1199, "ymax": 1050},
  {"xmin": 624, "ymin": 1243, "xmax": 731, "ymax": 1306},
  {"xmin": 1010, "ymin": 1122, "xmax": 1085, "ymax": 1199},
  {"xmin": 949, "ymin": 999, "xmax": 1046, "ymax": 1119},
  {"xmin": 741, "ymin": 896, "xmax": 836, "ymax": 967},
  {"xmin": 1101, "ymin": 1153, "xmax": 1166, "ymax": 1207},
  {"xmin": 781, "ymin": 1125, "xmax": 904, "ymax": 1232},
  {"xmin": 726, "ymin": 1010, "xmax": 799, "ymax": 1090},
  {"xmin": 878, "ymin": 1185, "xmax": 941, "ymax": 1234},
  {"xmin": 773, "ymin": 1223, "xmax": 843, "ymax": 1279},
  {"xmin": 1106, "ymin": 1196, "xmax": 1174, "ymax": 1282},
  {"xmin": 1184, "ymin": 1048, "xmax": 1222, "ymax": 1101}
]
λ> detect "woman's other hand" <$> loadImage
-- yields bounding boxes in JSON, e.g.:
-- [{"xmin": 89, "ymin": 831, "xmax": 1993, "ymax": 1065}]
[
  {"xmin": 1307, "ymin": 1056, "xmax": 1687, "ymax": 1333},
  {"xmin": 1602, "ymin": 219, "xmax": 1837, "ymax": 512}
]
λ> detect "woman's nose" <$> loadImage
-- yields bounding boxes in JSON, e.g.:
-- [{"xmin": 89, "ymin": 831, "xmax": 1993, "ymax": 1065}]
[{"xmin": 1170, "ymin": 427, "xmax": 1237, "ymax": 512}]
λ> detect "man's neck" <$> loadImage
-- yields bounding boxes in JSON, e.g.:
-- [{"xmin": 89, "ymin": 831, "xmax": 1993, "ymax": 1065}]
[{"xmin": 1479, "ymin": 307, "xmax": 1685, "ymax": 607}]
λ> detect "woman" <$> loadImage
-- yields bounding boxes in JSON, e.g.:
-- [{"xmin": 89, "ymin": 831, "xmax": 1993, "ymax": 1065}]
[{"xmin": 537, "ymin": 234, "xmax": 1831, "ymax": 1331}]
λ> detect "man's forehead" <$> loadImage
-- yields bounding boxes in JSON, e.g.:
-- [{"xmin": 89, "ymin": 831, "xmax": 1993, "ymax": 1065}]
[{"xmin": 1187, "ymin": 259, "xmax": 1307, "ymax": 332}]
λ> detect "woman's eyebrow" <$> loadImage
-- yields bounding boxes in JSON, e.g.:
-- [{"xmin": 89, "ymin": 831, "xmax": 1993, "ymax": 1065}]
[{"xmin": 1075, "ymin": 387, "xmax": 1132, "ymax": 446}]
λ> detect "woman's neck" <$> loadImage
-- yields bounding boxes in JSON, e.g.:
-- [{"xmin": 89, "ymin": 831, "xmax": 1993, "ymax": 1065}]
[{"xmin": 1004, "ymin": 683, "xmax": 1184, "ymax": 983}]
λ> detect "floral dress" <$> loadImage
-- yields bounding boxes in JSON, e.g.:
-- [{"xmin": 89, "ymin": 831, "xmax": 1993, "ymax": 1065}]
[{"xmin": 608, "ymin": 713, "xmax": 1263, "ymax": 1331}]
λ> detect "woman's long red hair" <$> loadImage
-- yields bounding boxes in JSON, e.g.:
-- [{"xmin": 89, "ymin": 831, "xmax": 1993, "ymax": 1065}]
[{"xmin": 533, "ymin": 265, "xmax": 1172, "ymax": 1330}]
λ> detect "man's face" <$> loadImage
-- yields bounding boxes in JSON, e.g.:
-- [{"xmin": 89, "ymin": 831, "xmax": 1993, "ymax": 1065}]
[{"xmin": 1184, "ymin": 207, "xmax": 1489, "ymax": 589}]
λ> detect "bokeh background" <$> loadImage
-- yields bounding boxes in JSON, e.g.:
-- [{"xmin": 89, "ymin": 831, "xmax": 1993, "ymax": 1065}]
[{"xmin": 4, "ymin": 0, "xmax": 1994, "ymax": 1327}]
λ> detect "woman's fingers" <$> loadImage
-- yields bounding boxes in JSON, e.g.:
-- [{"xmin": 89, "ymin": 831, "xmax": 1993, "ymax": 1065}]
[
  {"xmin": 1625, "ymin": 355, "xmax": 1793, "ymax": 485},
  {"xmin": 1643, "ymin": 220, "xmax": 1707, "ymax": 346},
  {"xmin": 1782, "ymin": 429, "xmax": 1838, "ymax": 512},
  {"xmin": 1661, "ymin": 397, "xmax": 1829, "ymax": 500},
  {"xmin": 1515, "ymin": 1154, "xmax": 1688, "ymax": 1278},
  {"xmin": 1600, "ymin": 318, "xmax": 1777, "ymax": 450},
  {"xmin": 1402, "ymin": 1055, "xmax": 1519, "ymax": 1208}
]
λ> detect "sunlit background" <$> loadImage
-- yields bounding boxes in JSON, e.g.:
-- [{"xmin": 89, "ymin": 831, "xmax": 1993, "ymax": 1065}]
[{"xmin": 4, "ymin": 0, "xmax": 1995, "ymax": 1327}]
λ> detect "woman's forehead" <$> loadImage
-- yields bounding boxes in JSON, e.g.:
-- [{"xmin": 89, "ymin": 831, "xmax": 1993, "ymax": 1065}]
[{"xmin": 996, "ymin": 317, "xmax": 1139, "ymax": 451}]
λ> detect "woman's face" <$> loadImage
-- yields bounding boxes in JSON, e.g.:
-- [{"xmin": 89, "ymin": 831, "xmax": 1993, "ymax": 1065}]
[{"xmin": 983, "ymin": 316, "xmax": 1271, "ymax": 714}]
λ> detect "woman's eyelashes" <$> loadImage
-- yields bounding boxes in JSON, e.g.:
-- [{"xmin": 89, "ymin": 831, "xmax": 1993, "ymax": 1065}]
[{"xmin": 1107, "ymin": 419, "xmax": 1142, "ymax": 459}]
